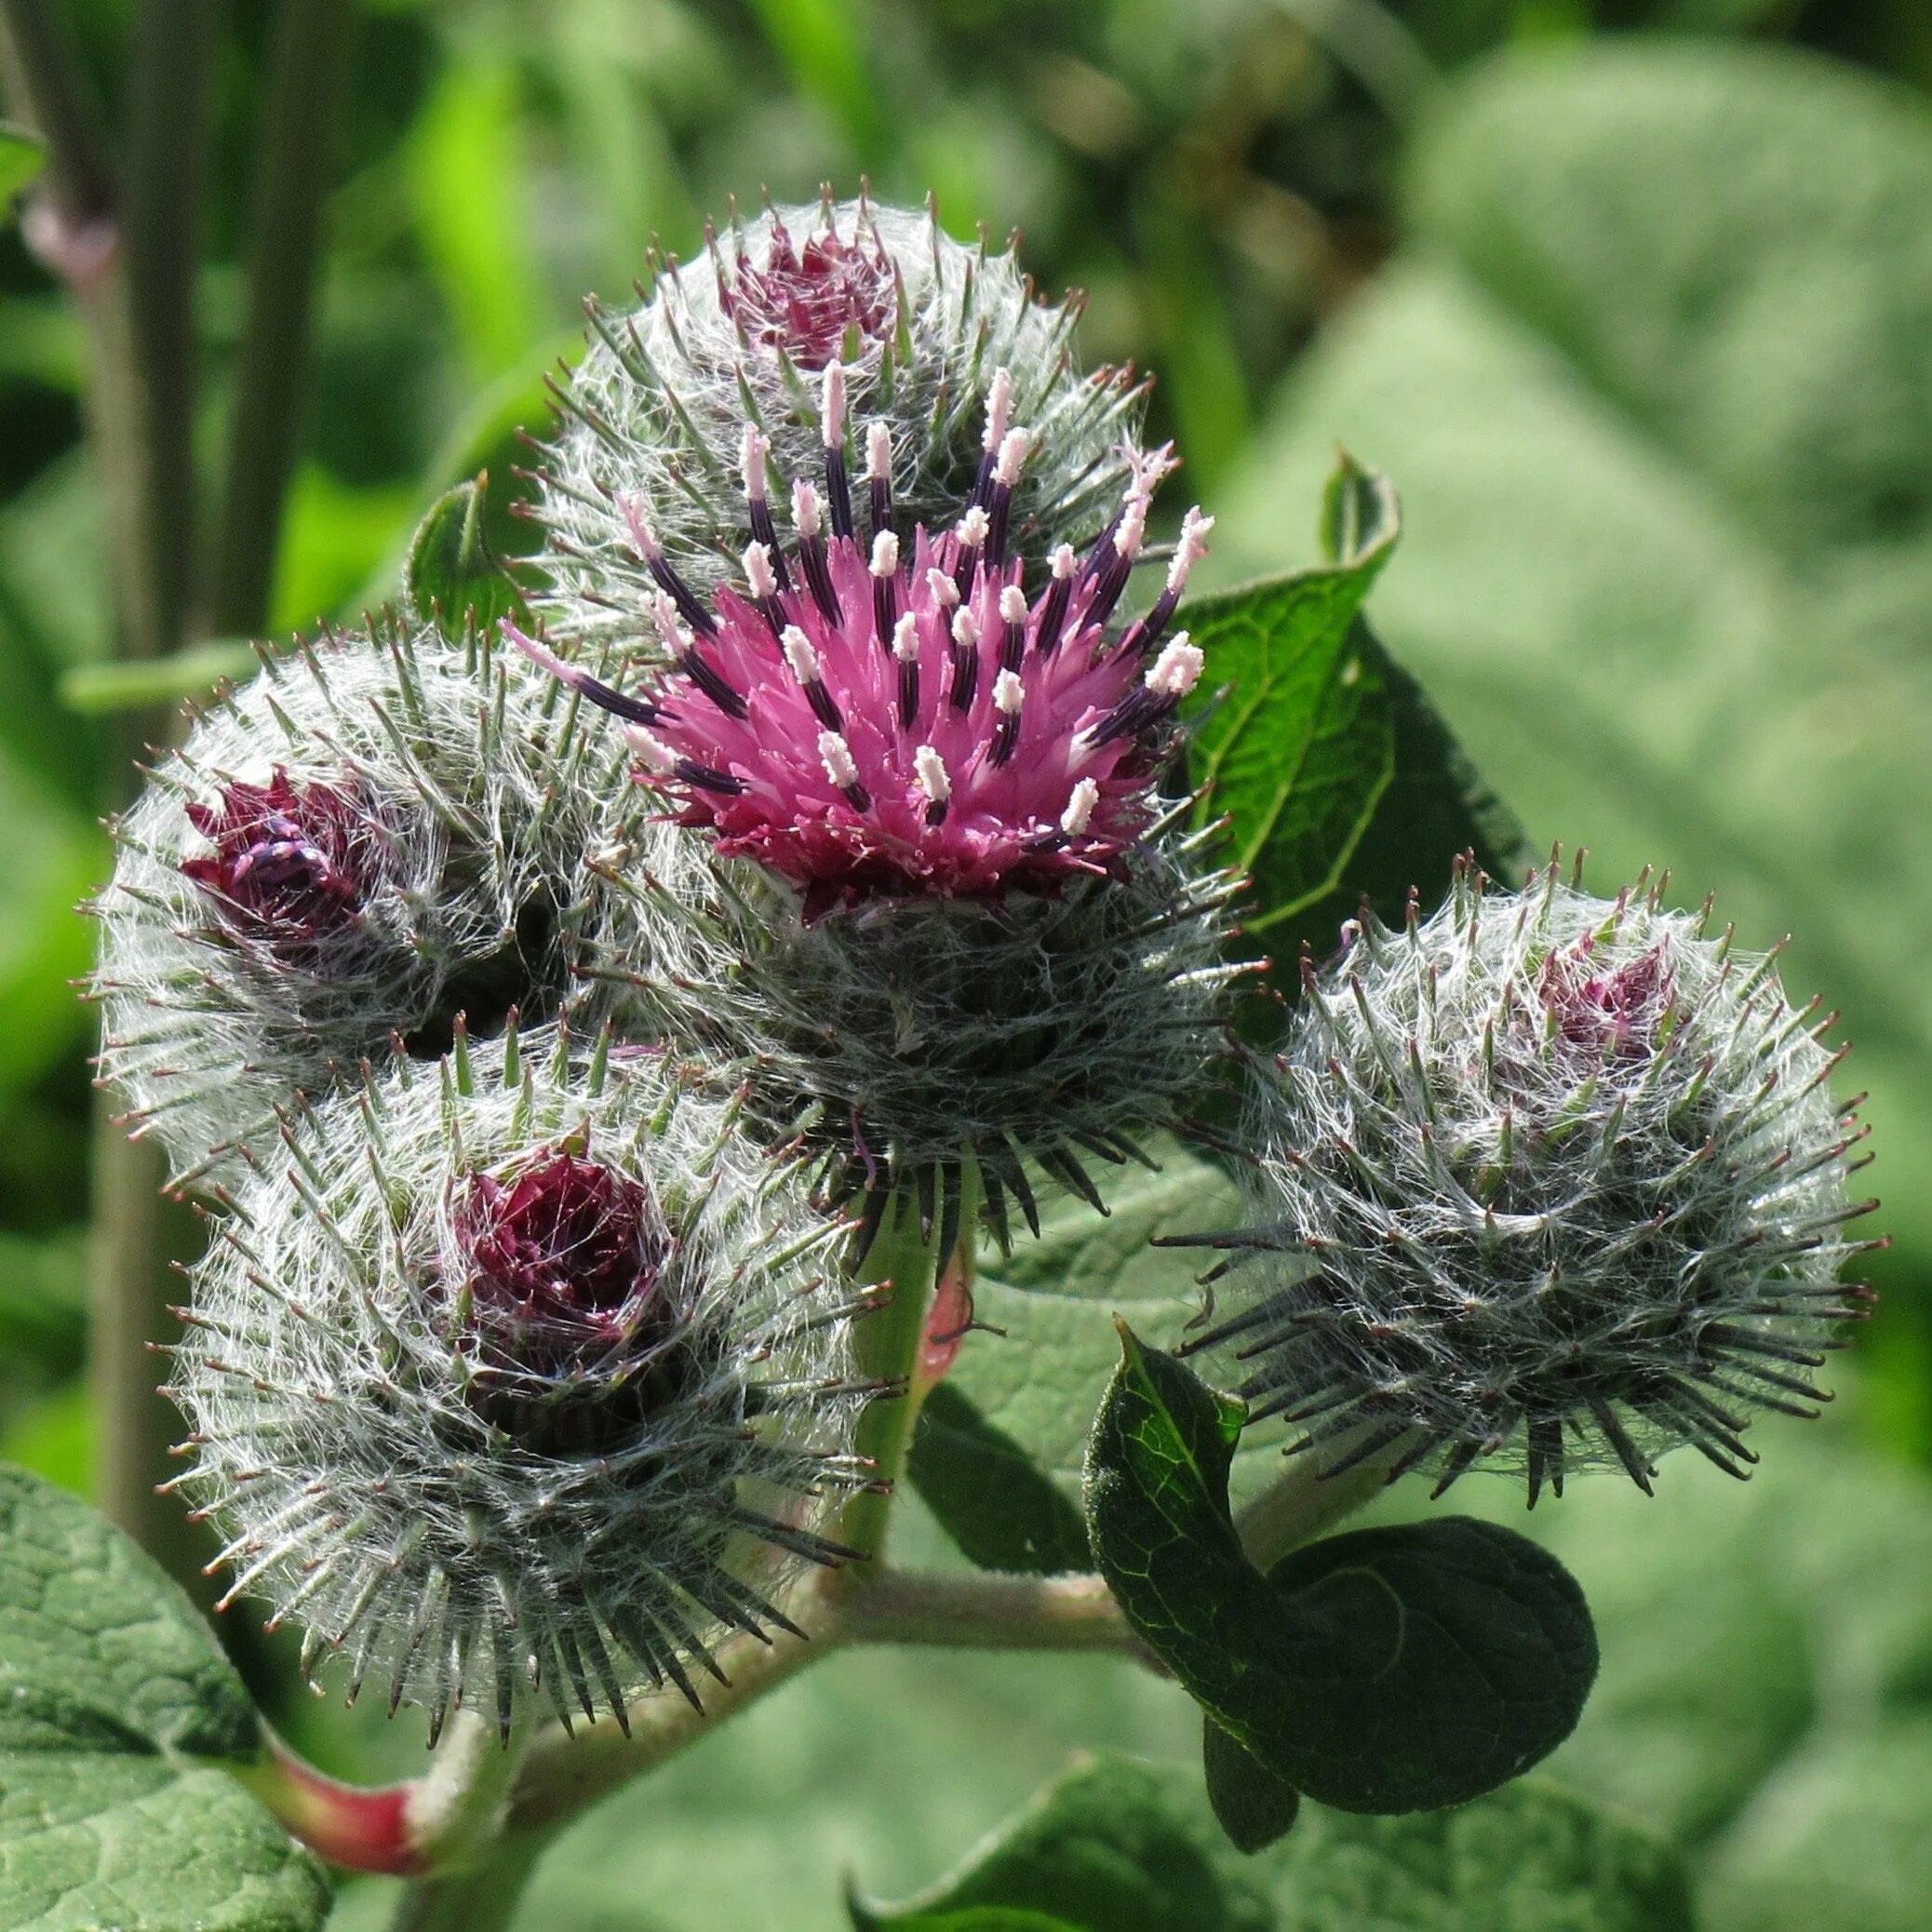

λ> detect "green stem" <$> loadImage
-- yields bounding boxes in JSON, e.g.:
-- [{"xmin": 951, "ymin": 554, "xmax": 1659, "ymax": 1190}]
[
  {"xmin": 1232, "ymin": 1457, "xmax": 1387, "ymax": 1574},
  {"xmin": 836, "ymin": 1568, "xmax": 1136, "ymax": 1654},
  {"xmin": 210, "ymin": 0, "xmax": 356, "ymax": 636},
  {"xmin": 386, "ymin": 1834, "xmax": 547, "ymax": 1932},
  {"xmin": 0, "ymin": 0, "xmax": 113, "ymax": 223}
]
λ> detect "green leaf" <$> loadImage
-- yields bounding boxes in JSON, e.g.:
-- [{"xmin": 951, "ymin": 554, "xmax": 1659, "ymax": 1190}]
[
  {"xmin": 1083, "ymin": 1333, "xmax": 1595, "ymax": 1813},
  {"xmin": 1263, "ymin": 1779, "xmax": 1696, "ymax": 1932},
  {"xmin": 1183, "ymin": 458, "xmax": 1399, "ymax": 938},
  {"xmin": 1257, "ymin": 1519, "xmax": 1597, "ymax": 1814},
  {"xmin": 847, "ymin": 1756, "xmax": 1273, "ymax": 1932},
  {"xmin": 0, "ymin": 1463, "xmax": 330, "ymax": 1930},
  {"xmin": 404, "ymin": 474, "xmax": 527, "ymax": 638},
  {"xmin": 1202, "ymin": 1720, "xmax": 1300, "ymax": 1856},
  {"xmin": 907, "ymin": 1383, "xmax": 1093, "ymax": 1576},
  {"xmin": 0, "ymin": 123, "xmax": 47, "ymax": 208}
]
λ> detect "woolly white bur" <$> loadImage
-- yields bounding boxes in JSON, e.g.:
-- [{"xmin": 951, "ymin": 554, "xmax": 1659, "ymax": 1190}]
[
  {"xmin": 1179, "ymin": 860, "xmax": 1881, "ymax": 1504},
  {"xmin": 530, "ymin": 196, "xmax": 1150, "ymax": 651},
  {"xmin": 585, "ymin": 810, "xmax": 1248, "ymax": 1258},
  {"xmin": 87, "ymin": 621, "xmax": 659, "ymax": 1190},
  {"xmin": 164, "ymin": 1028, "xmax": 875, "ymax": 1740}
]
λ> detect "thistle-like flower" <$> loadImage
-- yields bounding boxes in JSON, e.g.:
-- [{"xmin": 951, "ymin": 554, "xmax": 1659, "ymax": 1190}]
[
  {"xmin": 165, "ymin": 1026, "xmax": 873, "ymax": 1737},
  {"xmin": 1181, "ymin": 858, "xmax": 1880, "ymax": 1501},
  {"xmin": 88, "ymin": 620, "xmax": 654, "ymax": 1188},
  {"xmin": 511, "ymin": 380, "xmax": 1241, "ymax": 1246},
  {"xmin": 530, "ymin": 193, "xmax": 1148, "ymax": 651}
]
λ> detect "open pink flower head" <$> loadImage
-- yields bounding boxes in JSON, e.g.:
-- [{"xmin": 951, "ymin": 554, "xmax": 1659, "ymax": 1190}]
[
  {"xmin": 716, "ymin": 208, "xmax": 895, "ymax": 371},
  {"xmin": 1538, "ymin": 934, "xmax": 1676, "ymax": 1065},
  {"xmin": 180, "ymin": 768, "xmax": 372, "ymax": 942},
  {"xmin": 510, "ymin": 365, "xmax": 1214, "ymax": 910}
]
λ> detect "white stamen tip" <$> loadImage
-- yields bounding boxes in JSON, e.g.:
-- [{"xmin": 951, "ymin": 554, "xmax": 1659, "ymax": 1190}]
[
  {"xmin": 1146, "ymin": 635, "xmax": 1203, "ymax": 698},
  {"xmin": 992, "ymin": 669, "xmax": 1025, "ymax": 716},
  {"xmin": 913, "ymin": 745, "xmax": 951, "ymax": 805},
  {"xmin": 743, "ymin": 542, "xmax": 778, "ymax": 599},
  {"xmin": 625, "ymin": 726, "xmax": 678, "ymax": 777},
  {"xmin": 1117, "ymin": 494, "xmax": 1149, "ymax": 561},
  {"xmin": 1060, "ymin": 777, "xmax": 1100, "ymax": 838},
  {"xmin": 925, "ymin": 567, "xmax": 960, "ymax": 610},
  {"xmin": 817, "ymin": 730, "xmax": 860, "ymax": 790},
  {"xmin": 820, "ymin": 362, "xmax": 847, "ymax": 446},
  {"xmin": 981, "ymin": 367, "xmax": 1013, "ymax": 453},
  {"xmin": 740, "ymin": 425, "xmax": 770, "ymax": 502},
  {"xmin": 865, "ymin": 421, "xmax": 892, "ymax": 480},
  {"xmin": 998, "ymin": 584, "xmax": 1029, "ymax": 626},
  {"xmin": 951, "ymin": 605, "xmax": 981, "ymax": 649},
  {"xmin": 1166, "ymin": 506, "xmax": 1215, "ymax": 593},
  {"xmin": 781, "ymin": 625, "xmax": 820, "ymax": 684},
  {"xmin": 621, "ymin": 499, "xmax": 664, "ymax": 560},
  {"xmin": 993, "ymin": 427, "xmax": 1031, "ymax": 488},
  {"xmin": 792, "ymin": 479, "xmax": 823, "ymax": 540},
  {"xmin": 870, "ymin": 530, "xmax": 900, "ymax": 578},
  {"xmin": 959, "ymin": 505, "xmax": 991, "ymax": 548},
  {"xmin": 892, "ymin": 612, "xmax": 920, "ymax": 662},
  {"xmin": 502, "ymin": 620, "xmax": 570, "ymax": 682},
  {"xmin": 652, "ymin": 592, "xmax": 691, "ymax": 651},
  {"xmin": 1051, "ymin": 543, "xmax": 1078, "ymax": 581}
]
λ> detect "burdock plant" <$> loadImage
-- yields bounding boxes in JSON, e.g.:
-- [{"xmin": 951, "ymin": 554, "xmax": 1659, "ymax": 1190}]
[{"xmin": 7, "ymin": 159, "xmax": 1884, "ymax": 1932}]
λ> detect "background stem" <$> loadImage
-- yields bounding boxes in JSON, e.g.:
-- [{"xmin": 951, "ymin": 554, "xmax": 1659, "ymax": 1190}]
[{"xmin": 210, "ymin": 0, "xmax": 355, "ymax": 636}]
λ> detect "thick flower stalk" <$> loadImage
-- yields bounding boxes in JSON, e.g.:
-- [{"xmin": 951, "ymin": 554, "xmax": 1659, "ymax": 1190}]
[
  {"xmin": 88, "ymin": 619, "xmax": 653, "ymax": 1188},
  {"xmin": 1182, "ymin": 858, "xmax": 1880, "ymax": 1501},
  {"xmin": 164, "ymin": 1025, "xmax": 873, "ymax": 1739},
  {"xmin": 511, "ymin": 371, "xmax": 1242, "ymax": 1246},
  {"xmin": 530, "ymin": 192, "xmax": 1148, "ymax": 649}
]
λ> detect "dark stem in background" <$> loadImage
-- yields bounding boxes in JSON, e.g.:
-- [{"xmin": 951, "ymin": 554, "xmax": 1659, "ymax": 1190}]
[
  {"xmin": 210, "ymin": 0, "xmax": 355, "ymax": 636},
  {"xmin": 0, "ymin": 0, "xmax": 221, "ymax": 1584}
]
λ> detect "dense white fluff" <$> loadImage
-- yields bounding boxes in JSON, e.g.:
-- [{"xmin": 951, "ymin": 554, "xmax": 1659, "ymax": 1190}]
[
  {"xmin": 584, "ymin": 804, "xmax": 1248, "ymax": 1251},
  {"xmin": 531, "ymin": 197, "xmax": 1147, "ymax": 651},
  {"xmin": 88, "ymin": 622, "xmax": 658, "ymax": 1188},
  {"xmin": 165, "ymin": 1028, "xmax": 871, "ymax": 1738},
  {"xmin": 1187, "ymin": 862, "xmax": 1878, "ymax": 1501}
]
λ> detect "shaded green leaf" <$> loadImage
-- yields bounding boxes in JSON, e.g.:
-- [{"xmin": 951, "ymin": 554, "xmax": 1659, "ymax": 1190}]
[
  {"xmin": 0, "ymin": 123, "xmax": 46, "ymax": 208},
  {"xmin": 1203, "ymin": 1719, "xmax": 1300, "ymax": 1856},
  {"xmin": 1084, "ymin": 1334, "xmax": 1595, "ymax": 1813},
  {"xmin": 405, "ymin": 473, "xmax": 527, "ymax": 638},
  {"xmin": 1263, "ymin": 1779, "xmax": 1696, "ymax": 1932},
  {"xmin": 0, "ymin": 1463, "xmax": 329, "ymax": 1930},
  {"xmin": 907, "ymin": 1383, "xmax": 1093, "ymax": 1576},
  {"xmin": 848, "ymin": 1756, "xmax": 1273, "ymax": 1932}
]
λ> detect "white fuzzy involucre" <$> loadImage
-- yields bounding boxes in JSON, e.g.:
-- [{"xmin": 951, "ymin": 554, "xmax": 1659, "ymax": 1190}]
[
  {"xmin": 89, "ymin": 622, "xmax": 653, "ymax": 1188},
  {"xmin": 591, "ymin": 803, "xmax": 1247, "ymax": 1251},
  {"xmin": 531, "ymin": 196, "xmax": 1147, "ymax": 651},
  {"xmin": 1189, "ymin": 862, "xmax": 1877, "ymax": 1501},
  {"xmin": 166, "ymin": 1028, "xmax": 871, "ymax": 1738}
]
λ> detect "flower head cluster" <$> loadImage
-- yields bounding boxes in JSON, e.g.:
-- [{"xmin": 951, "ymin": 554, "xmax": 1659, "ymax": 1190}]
[
  {"xmin": 1183, "ymin": 860, "xmax": 1880, "ymax": 1501},
  {"xmin": 530, "ymin": 194, "xmax": 1148, "ymax": 647},
  {"xmin": 166, "ymin": 1027, "xmax": 871, "ymax": 1737},
  {"xmin": 513, "ymin": 369, "xmax": 1242, "ymax": 1236},
  {"xmin": 88, "ymin": 620, "xmax": 654, "ymax": 1188}
]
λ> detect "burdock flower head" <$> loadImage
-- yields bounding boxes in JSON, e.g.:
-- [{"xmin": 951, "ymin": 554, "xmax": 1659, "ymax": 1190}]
[
  {"xmin": 1183, "ymin": 858, "xmax": 1881, "ymax": 1501},
  {"xmin": 530, "ymin": 192, "xmax": 1148, "ymax": 651},
  {"xmin": 511, "ymin": 369, "xmax": 1242, "ymax": 1247},
  {"xmin": 88, "ymin": 620, "xmax": 654, "ymax": 1188},
  {"xmin": 166, "ymin": 1026, "xmax": 872, "ymax": 1737}
]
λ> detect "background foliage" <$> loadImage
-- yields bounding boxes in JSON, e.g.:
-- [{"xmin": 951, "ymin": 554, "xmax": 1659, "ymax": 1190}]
[{"xmin": 3, "ymin": 0, "xmax": 1930, "ymax": 1925}]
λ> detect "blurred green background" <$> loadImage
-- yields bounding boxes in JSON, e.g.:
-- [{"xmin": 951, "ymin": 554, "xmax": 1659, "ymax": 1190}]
[{"xmin": 5, "ymin": 1, "xmax": 1932, "ymax": 1926}]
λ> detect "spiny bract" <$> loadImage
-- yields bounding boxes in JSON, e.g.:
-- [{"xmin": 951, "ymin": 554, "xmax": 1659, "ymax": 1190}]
[
  {"xmin": 1184, "ymin": 859, "xmax": 1880, "ymax": 1503},
  {"xmin": 89, "ymin": 620, "xmax": 652, "ymax": 1188},
  {"xmin": 165, "ymin": 1025, "xmax": 874, "ymax": 1739},
  {"xmin": 530, "ymin": 193, "xmax": 1147, "ymax": 651},
  {"xmin": 514, "ymin": 379, "xmax": 1243, "ymax": 1245}
]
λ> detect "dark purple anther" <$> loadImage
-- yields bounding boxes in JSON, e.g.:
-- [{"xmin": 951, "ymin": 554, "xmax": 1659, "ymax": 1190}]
[{"xmin": 181, "ymin": 769, "xmax": 369, "ymax": 942}]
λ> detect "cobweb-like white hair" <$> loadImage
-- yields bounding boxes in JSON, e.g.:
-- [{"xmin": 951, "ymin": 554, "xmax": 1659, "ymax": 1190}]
[
  {"xmin": 88, "ymin": 619, "xmax": 662, "ymax": 1189},
  {"xmin": 530, "ymin": 195, "xmax": 1148, "ymax": 651},
  {"xmin": 165, "ymin": 1026, "xmax": 874, "ymax": 1740},
  {"xmin": 1182, "ymin": 858, "xmax": 1879, "ymax": 1502}
]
